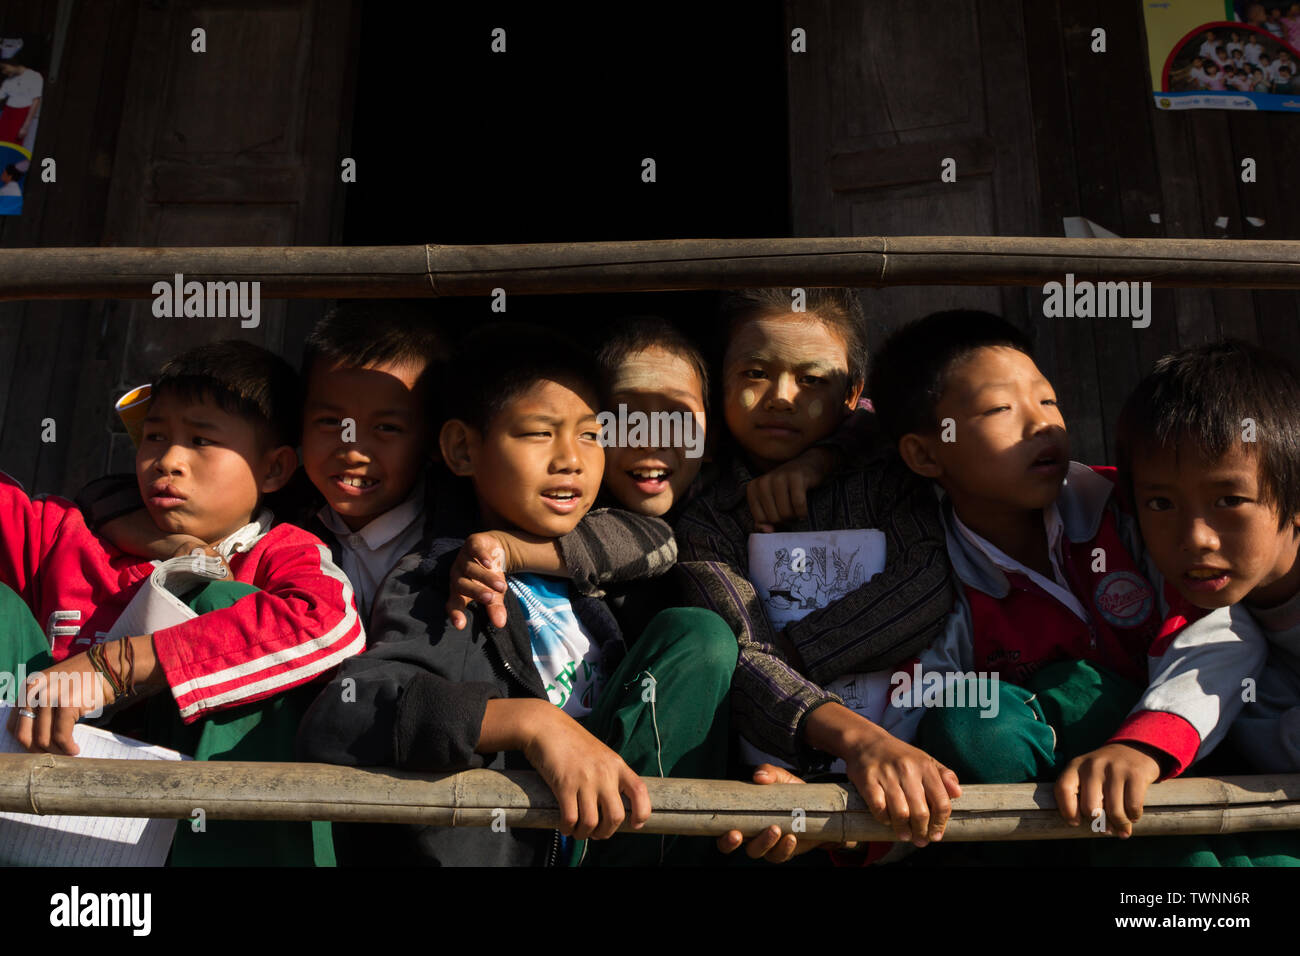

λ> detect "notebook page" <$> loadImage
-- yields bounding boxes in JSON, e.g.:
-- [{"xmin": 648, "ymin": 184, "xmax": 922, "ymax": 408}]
[
  {"xmin": 0, "ymin": 706, "xmax": 189, "ymax": 867},
  {"xmin": 741, "ymin": 530, "xmax": 894, "ymax": 769}
]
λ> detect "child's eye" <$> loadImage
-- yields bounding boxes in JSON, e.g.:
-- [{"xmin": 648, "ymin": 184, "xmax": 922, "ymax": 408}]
[
  {"xmin": 742, "ymin": 369, "xmax": 766, "ymax": 380},
  {"xmin": 376, "ymin": 423, "xmax": 403, "ymax": 434},
  {"xmin": 315, "ymin": 417, "xmax": 340, "ymax": 428},
  {"xmin": 143, "ymin": 431, "xmax": 164, "ymax": 443},
  {"xmin": 982, "ymin": 405, "xmax": 1011, "ymax": 416},
  {"xmin": 1144, "ymin": 497, "xmax": 1173, "ymax": 512},
  {"xmin": 580, "ymin": 430, "xmax": 601, "ymax": 441},
  {"xmin": 1216, "ymin": 495, "xmax": 1249, "ymax": 507},
  {"xmin": 522, "ymin": 431, "xmax": 550, "ymax": 438},
  {"xmin": 799, "ymin": 375, "xmax": 826, "ymax": 387},
  {"xmin": 1041, "ymin": 398, "xmax": 1059, "ymax": 407},
  {"xmin": 193, "ymin": 436, "xmax": 215, "ymax": 447}
]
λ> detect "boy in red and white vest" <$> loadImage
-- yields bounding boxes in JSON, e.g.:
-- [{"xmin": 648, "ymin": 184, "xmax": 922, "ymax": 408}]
[{"xmin": 869, "ymin": 312, "xmax": 1263, "ymax": 841}]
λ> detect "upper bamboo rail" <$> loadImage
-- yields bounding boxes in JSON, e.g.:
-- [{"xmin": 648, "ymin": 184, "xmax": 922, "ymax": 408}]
[
  {"xmin": 1, "ymin": 756, "xmax": 1297, "ymax": 842},
  {"xmin": 5, "ymin": 237, "xmax": 1300, "ymax": 300}
]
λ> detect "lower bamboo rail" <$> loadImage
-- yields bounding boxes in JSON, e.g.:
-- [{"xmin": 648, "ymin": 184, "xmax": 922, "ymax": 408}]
[{"xmin": 0, "ymin": 756, "xmax": 1297, "ymax": 841}]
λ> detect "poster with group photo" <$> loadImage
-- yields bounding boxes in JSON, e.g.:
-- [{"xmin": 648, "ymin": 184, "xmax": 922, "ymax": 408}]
[
  {"xmin": 0, "ymin": 35, "xmax": 46, "ymax": 215},
  {"xmin": 1145, "ymin": 0, "xmax": 1300, "ymax": 111}
]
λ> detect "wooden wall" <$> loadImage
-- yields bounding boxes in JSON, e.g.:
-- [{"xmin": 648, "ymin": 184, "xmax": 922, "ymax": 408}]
[
  {"xmin": 7, "ymin": 1, "xmax": 1300, "ymax": 493},
  {"xmin": 0, "ymin": 0, "xmax": 358, "ymax": 497},
  {"xmin": 787, "ymin": 0, "xmax": 1300, "ymax": 466},
  {"xmin": 0, "ymin": 0, "xmax": 141, "ymax": 497}
]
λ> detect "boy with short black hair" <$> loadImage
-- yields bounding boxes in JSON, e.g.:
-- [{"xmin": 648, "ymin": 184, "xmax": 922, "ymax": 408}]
[
  {"xmin": 295, "ymin": 301, "xmax": 447, "ymax": 618},
  {"xmin": 871, "ymin": 312, "xmax": 1263, "ymax": 847},
  {"xmin": 0, "ymin": 339, "xmax": 364, "ymax": 864},
  {"xmin": 299, "ymin": 323, "xmax": 737, "ymax": 866},
  {"xmin": 84, "ymin": 301, "xmax": 449, "ymax": 626},
  {"xmin": 1066, "ymin": 341, "xmax": 1300, "ymax": 810}
]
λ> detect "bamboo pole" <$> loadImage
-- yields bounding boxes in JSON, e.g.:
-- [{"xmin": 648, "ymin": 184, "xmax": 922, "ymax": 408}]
[
  {"xmin": 7, "ymin": 237, "xmax": 1300, "ymax": 301},
  {"xmin": 0, "ymin": 756, "xmax": 1297, "ymax": 842}
]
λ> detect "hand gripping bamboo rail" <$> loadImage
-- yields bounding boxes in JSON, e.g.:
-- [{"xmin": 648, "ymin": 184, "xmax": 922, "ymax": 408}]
[
  {"xmin": 0, "ymin": 756, "xmax": 1297, "ymax": 841},
  {"xmin": 7, "ymin": 237, "xmax": 1300, "ymax": 300}
]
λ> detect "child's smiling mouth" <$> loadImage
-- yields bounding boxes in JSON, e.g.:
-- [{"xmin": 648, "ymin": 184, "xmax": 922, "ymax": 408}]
[
  {"xmin": 627, "ymin": 465, "xmax": 673, "ymax": 494},
  {"xmin": 333, "ymin": 474, "xmax": 380, "ymax": 496}
]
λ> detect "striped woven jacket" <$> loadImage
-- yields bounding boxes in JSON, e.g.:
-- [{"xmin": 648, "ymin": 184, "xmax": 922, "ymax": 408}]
[{"xmin": 674, "ymin": 447, "xmax": 955, "ymax": 767}]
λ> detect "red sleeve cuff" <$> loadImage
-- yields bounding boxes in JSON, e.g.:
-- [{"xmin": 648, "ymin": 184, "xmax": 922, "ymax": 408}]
[{"xmin": 1109, "ymin": 710, "xmax": 1202, "ymax": 779}]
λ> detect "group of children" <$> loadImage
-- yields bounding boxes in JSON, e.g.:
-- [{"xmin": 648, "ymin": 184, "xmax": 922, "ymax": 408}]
[
  {"xmin": 1, "ymin": 289, "xmax": 1297, "ymax": 866},
  {"xmin": 1175, "ymin": 27, "xmax": 1300, "ymax": 93}
]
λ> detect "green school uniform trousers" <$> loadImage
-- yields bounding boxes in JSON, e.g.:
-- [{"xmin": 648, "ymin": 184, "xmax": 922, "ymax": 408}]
[
  {"xmin": 916, "ymin": 659, "xmax": 1300, "ymax": 866},
  {"xmin": 571, "ymin": 606, "xmax": 738, "ymax": 867},
  {"xmin": 0, "ymin": 581, "xmax": 334, "ymax": 867}
]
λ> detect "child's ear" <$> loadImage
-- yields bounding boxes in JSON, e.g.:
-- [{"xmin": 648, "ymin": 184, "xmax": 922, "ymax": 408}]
[
  {"xmin": 439, "ymin": 419, "xmax": 478, "ymax": 477},
  {"xmin": 844, "ymin": 378, "xmax": 866, "ymax": 410},
  {"xmin": 898, "ymin": 433, "xmax": 943, "ymax": 479},
  {"xmin": 260, "ymin": 445, "xmax": 299, "ymax": 494}
]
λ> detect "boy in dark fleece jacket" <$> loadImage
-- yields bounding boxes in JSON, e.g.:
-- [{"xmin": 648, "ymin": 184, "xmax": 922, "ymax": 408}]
[{"xmin": 298, "ymin": 323, "xmax": 737, "ymax": 866}]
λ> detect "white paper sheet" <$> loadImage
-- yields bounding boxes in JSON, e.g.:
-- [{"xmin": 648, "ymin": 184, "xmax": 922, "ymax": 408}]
[{"xmin": 0, "ymin": 707, "xmax": 188, "ymax": 867}]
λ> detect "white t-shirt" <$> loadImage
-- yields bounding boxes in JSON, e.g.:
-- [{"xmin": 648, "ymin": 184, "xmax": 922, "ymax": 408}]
[
  {"xmin": 0, "ymin": 180, "xmax": 19, "ymax": 196},
  {"xmin": 1245, "ymin": 41, "xmax": 1264, "ymax": 65},
  {"xmin": 317, "ymin": 479, "xmax": 425, "ymax": 621},
  {"xmin": 508, "ymin": 573, "xmax": 603, "ymax": 717},
  {"xmin": 0, "ymin": 69, "xmax": 42, "ymax": 108}
]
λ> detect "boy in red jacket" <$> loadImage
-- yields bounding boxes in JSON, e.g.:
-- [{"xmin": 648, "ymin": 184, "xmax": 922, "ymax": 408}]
[{"xmin": 0, "ymin": 339, "xmax": 363, "ymax": 864}]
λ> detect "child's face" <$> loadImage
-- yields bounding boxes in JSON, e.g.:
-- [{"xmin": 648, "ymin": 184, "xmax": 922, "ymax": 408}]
[
  {"xmin": 455, "ymin": 378, "xmax": 604, "ymax": 538},
  {"xmin": 723, "ymin": 312, "xmax": 861, "ymax": 471},
  {"xmin": 602, "ymin": 345, "xmax": 707, "ymax": 517},
  {"xmin": 1133, "ymin": 443, "xmax": 1300, "ymax": 609},
  {"xmin": 302, "ymin": 358, "xmax": 429, "ymax": 531},
  {"xmin": 904, "ymin": 346, "xmax": 1069, "ymax": 516},
  {"xmin": 136, "ymin": 391, "xmax": 292, "ymax": 542}
]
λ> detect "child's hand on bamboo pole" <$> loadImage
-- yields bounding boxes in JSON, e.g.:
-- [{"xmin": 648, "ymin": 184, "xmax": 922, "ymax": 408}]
[
  {"xmin": 717, "ymin": 764, "xmax": 844, "ymax": 862},
  {"xmin": 523, "ymin": 708, "xmax": 651, "ymax": 840},
  {"xmin": 481, "ymin": 698, "xmax": 651, "ymax": 840},
  {"xmin": 804, "ymin": 703, "xmax": 961, "ymax": 847},
  {"xmin": 1055, "ymin": 742, "xmax": 1164, "ymax": 838}
]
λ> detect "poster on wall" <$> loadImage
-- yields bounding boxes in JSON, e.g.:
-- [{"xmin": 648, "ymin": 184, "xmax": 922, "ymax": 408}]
[
  {"xmin": 0, "ymin": 35, "xmax": 46, "ymax": 215},
  {"xmin": 1145, "ymin": 1, "xmax": 1300, "ymax": 111}
]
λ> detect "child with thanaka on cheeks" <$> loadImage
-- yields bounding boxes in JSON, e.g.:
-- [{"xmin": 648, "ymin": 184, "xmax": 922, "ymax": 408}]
[
  {"xmin": 676, "ymin": 288, "xmax": 959, "ymax": 852},
  {"xmin": 597, "ymin": 316, "xmax": 709, "ymax": 519}
]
